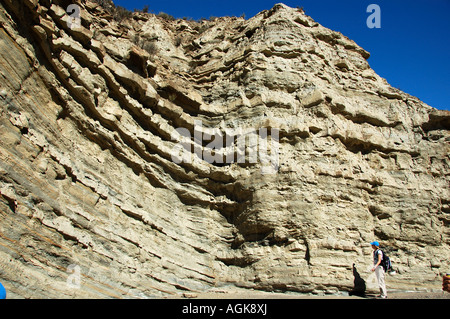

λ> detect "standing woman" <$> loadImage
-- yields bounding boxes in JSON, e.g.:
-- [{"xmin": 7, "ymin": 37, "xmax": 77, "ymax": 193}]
[{"xmin": 370, "ymin": 241, "xmax": 387, "ymax": 299}]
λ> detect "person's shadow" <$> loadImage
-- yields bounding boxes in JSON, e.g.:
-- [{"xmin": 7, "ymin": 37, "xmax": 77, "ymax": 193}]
[{"xmin": 350, "ymin": 263, "xmax": 366, "ymax": 297}]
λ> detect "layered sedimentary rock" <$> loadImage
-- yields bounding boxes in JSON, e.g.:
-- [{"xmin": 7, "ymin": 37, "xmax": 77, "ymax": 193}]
[{"xmin": 0, "ymin": 0, "xmax": 449, "ymax": 298}]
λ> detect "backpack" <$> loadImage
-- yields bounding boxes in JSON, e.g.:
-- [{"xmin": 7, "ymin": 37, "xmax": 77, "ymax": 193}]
[{"xmin": 376, "ymin": 249, "xmax": 392, "ymax": 272}]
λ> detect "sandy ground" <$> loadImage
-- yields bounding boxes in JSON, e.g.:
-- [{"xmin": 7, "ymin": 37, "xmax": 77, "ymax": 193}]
[
  {"xmin": 382, "ymin": 291, "xmax": 449, "ymax": 299},
  {"xmin": 174, "ymin": 289, "xmax": 450, "ymax": 300}
]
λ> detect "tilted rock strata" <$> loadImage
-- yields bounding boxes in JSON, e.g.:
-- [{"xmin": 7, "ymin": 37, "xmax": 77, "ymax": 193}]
[{"xmin": 0, "ymin": 0, "xmax": 449, "ymax": 298}]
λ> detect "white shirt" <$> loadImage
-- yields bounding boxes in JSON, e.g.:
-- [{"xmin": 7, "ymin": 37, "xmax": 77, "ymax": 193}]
[{"xmin": 373, "ymin": 249, "xmax": 383, "ymax": 265}]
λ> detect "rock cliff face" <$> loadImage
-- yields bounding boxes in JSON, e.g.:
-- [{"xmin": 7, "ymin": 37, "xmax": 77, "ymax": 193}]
[{"xmin": 0, "ymin": 0, "xmax": 449, "ymax": 298}]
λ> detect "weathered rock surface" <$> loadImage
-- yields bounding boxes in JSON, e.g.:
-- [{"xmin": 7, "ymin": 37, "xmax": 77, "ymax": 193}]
[{"xmin": 0, "ymin": 0, "xmax": 448, "ymax": 298}]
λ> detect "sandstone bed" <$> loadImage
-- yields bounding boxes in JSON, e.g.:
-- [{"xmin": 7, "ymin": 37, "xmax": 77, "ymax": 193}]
[{"xmin": 0, "ymin": 0, "xmax": 449, "ymax": 299}]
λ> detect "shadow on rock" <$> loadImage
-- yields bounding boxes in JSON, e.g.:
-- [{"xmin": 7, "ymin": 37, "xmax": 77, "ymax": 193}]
[{"xmin": 350, "ymin": 263, "xmax": 366, "ymax": 297}]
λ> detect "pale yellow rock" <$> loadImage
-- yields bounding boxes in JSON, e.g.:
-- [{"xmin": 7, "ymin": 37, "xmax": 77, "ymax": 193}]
[{"xmin": 0, "ymin": 0, "xmax": 448, "ymax": 300}]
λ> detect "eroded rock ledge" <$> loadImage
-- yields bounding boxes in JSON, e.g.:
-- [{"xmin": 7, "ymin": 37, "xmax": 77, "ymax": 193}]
[{"xmin": 0, "ymin": 0, "xmax": 448, "ymax": 298}]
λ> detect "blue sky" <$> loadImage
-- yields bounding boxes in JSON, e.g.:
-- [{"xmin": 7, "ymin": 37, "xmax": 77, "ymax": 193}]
[{"xmin": 111, "ymin": 0, "xmax": 450, "ymax": 110}]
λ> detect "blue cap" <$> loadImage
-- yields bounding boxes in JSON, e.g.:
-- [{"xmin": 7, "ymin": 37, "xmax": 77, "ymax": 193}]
[{"xmin": 370, "ymin": 241, "xmax": 380, "ymax": 247}]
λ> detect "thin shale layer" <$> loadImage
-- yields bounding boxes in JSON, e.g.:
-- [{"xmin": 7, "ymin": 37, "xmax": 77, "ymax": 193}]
[{"xmin": 0, "ymin": 0, "xmax": 449, "ymax": 298}]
